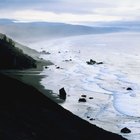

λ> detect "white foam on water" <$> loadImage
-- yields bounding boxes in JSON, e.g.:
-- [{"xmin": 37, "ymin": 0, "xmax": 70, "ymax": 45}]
[{"xmin": 29, "ymin": 32, "xmax": 140, "ymax": 140}]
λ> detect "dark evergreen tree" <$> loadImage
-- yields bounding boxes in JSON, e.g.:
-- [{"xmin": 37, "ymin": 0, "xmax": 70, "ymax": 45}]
[{"xmin": 0, "ymin": 34, "xmax": 36, "ymax": 69}]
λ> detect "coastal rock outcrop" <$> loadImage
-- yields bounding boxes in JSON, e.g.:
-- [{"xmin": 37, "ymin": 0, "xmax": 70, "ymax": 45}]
[
  {"xmin": 126, "ymin": 87, "xmax": 133, "ymax": 90},
  {"xmin": 121, "ymin": 127, "xmax": 131, "ymax": 133},
  {"xmin": 59, "ymin": 87, "xmax": 67, "ymax": 100},
  {"xmin": 78, "ymin": 98, "xmax": 86, "ymax": 102},
  {"xmin": 86, "ymin": 59, "xmax": 96, "ymax": 65},
  {"xmin": 81, "ymin": 94, "xmax": 87, "ymax": 98},
  {"xmin": 86, "ymin": 59, "xmax": 103, "ymax": 65}
]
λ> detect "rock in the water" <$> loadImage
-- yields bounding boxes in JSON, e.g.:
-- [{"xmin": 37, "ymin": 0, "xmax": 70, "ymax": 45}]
[
  {"xmin": 40, "ymin": 50, "xmax": 51, "ymax": 55},
  {"xmin": 64, "ymin": 59, "xmax": 72, "ymax": 62},
  {"xmin": 89, "ymin": 118, "xmax": 94, "ymax": 121},
  {"xmin": 126, "ymin": 87, "xmax": 132, "ymax": 90},
  {"xmin": 78, "ymin": 98, "xmax": 86, "ymax": 102},
  {"xmin": 96, "ymin": 62, "xmax": 103, "ymax": 65},
  {"xmin": 81, "ymin": 95, "xmax": 87, "ymax": 98},
  {"xmin": 121, "ymin": 127, "xmax": 131, "ymax": 133},
  {"xmin": 86, "ymin": 59, "xmax": 96, "ymax": 65},
  {"xmin": 86, "ymin": 59, "xmax": 104, "ymax": 65},
  {"xmin": 89, "ymin": 97, "xmax": 93, "ymax": 99},
  {"xmin": 59, "ymin": 87, "xmax": 66, "ymax": 100},
  {"xmin": 90, "ymin": 59, "xmax": 96, "ymax": 64},
  {"xmin": 56, "ymin": 66, "xmax": 60, "ymax": 69}
]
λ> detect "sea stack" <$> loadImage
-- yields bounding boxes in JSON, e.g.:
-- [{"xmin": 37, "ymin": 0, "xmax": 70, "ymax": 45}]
[{"xmin": 59, "ymin": 87, "xmax": 67, "ymax": 100}]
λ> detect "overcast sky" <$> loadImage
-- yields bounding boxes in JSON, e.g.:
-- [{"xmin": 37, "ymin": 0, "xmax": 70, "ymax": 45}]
[{"xmin": 0, "ymin": 0, "xmax": 140, "ymax": 24}]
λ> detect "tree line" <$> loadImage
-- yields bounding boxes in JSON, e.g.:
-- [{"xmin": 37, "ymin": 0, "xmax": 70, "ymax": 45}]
[{"xmin": 0, "ymin": 34, "xmax": 36, "ymax": 69}]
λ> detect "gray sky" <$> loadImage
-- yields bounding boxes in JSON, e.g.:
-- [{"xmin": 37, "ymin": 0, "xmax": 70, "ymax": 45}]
[{"xmin": 0, "ymin": 0, "xmax": 140, "ymax": 23}]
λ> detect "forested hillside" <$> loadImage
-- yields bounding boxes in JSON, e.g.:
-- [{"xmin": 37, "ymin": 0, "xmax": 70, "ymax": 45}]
[{"xmin": 0, "ymin": 34, "xmax": 36, "ymax": 69}]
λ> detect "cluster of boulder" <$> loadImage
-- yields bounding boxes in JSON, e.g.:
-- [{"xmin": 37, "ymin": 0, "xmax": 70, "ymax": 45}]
[
  {"xmin": 78, "ymin": 94, "xmax": 94, "ymax": 103},
  {"xmin": 59, "ymin": 88, "xmax": 131, "ymax": 135},
  {"xmin": 40, "ymin": 50, "xmax": 51, "ymax": 55},
  {"xmin": 86, "ymin": 59, "xmax": 103, "ymax": 65}
]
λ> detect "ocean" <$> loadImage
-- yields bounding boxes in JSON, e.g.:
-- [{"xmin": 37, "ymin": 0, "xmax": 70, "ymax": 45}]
[{"xmin": 29, "ymin": 31, "xmax": 140, "ymax": 140}]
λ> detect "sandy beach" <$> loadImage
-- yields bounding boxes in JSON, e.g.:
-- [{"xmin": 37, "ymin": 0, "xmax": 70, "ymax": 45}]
[{"xmin": 1, "ymin": 59, "xmax": 65, "ymax": 103}]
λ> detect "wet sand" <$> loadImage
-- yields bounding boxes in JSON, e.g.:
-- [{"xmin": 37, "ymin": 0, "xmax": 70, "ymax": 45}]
[{"xmin": 1, "ymin": 60, "xmax": 64, "ymax": 103}]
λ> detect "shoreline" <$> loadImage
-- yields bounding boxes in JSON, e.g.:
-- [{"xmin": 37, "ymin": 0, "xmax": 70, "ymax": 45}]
[
  {"xmin": 0, "ymin": 72, "xmax": 126, "ymax": 140},
  {"xmin": 1, "ymin": 59, "xmax": 64, "ymax": 103},
  {"xmin": 0, "ymin": 59, "xmax": 127, "ymax": 140}
]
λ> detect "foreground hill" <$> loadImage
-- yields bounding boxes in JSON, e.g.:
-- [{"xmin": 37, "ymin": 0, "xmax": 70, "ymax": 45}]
[{"xmin": 0, "ymin": 73, "xmax": 126, "ymax": 140}]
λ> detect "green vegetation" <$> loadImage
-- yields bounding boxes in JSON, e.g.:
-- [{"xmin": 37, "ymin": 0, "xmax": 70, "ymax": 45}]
[{"xmin": 0, "ymin": 34, "xmax": 36, "ymax": 69}]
